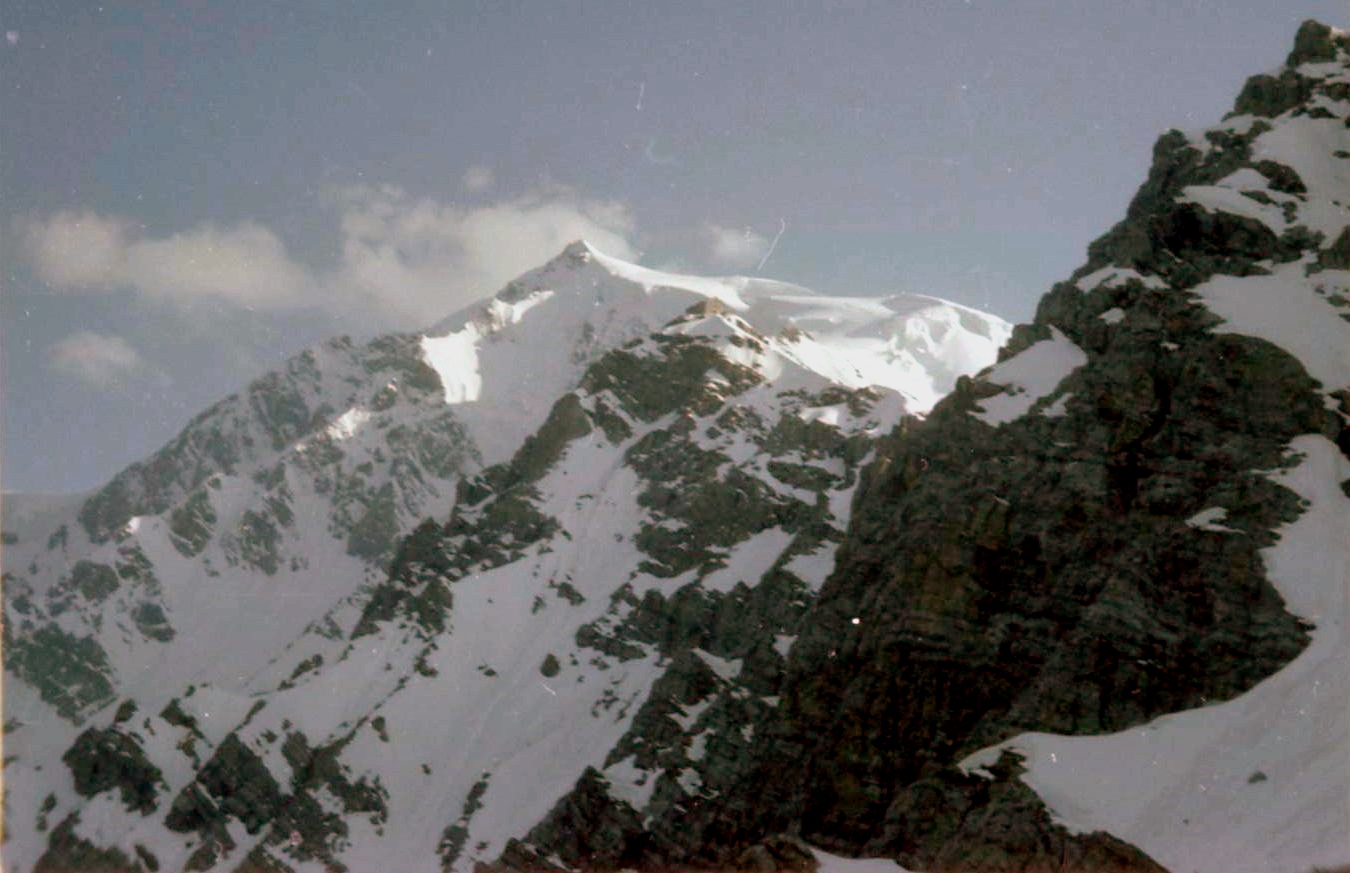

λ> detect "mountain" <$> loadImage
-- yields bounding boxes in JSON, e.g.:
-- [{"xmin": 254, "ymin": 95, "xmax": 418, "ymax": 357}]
[
  {"xmin": 566, "ymin": 19, "xmax": 1347, "ymax": 873},
  {"xmin": 1, "ymin": 241, "xmax": 1009, "ymax": 872},
  {"xmin": 4, "ymin": 19, "xmax": 1348, "ymax": 873}
]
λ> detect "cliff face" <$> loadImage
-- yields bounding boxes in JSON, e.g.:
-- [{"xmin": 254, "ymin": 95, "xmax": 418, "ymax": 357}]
[
  {"xmin": 505, "ymin": 21, "xmax": 1349, "ymax": 873},
  {"xmin": 763, "ymin": 20, "xmax": 1350, "ymax": 870}
]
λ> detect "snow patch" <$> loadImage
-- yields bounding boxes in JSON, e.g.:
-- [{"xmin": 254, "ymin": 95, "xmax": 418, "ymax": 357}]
[
  {"xmin": 671, "ymin": 699, "xmax": 713, "ymax": 731},
  {"xmin": 327, "ymin": 406, "xmax": 372, "ymax": 440},
  {"xmin": 700, "ymin": 527, "xmax": 795, "ymax": 593},
  {"xmin": 692, "ymin": 649, "xmax": 742, "ymax": 683},
  {"xmin": 603, "ymin": 755, "xmax": 658, "ymax": 811},
  {"xmin": 1194, "ymin": 261, "xmax": 1350, "ymax": 395},
  {"xmin": 1076, "ymin": 266, "xmax": 1167, "ymax": 291},
  {"xmin": 1251, "ymin": 117, "xmax": 1350, "ymax": 239},
  {"xmin": 1179, "ymin": 183, "xmax": 1291, "ymax": 232},
  {"xmin": 1042, "ymin": 393, "xmax": 1072, "ymax": 418},
  {"xmin": 1185, "ymin": 506, "xmax": 1241, "ymax": 533},
  {"xmin": 1215, "ymin": 167, "xmax": 1278, "ymax": 189},
  {"xmin": 812, "ymin": 848, "xmax": 917, "ymax": 873},
  {"xmin": 783, "ymin": 542, "xmax": 840, "ymax": 591},
  {"xmin": 972, "ymin": 328, "xmax": 1088, "ymax": 425},
  {"xmin": 676, "ymin": 768, "xmax": 702, "ymax": 794},
  {"xmin": 421, "ymin": 327, "xmax": 483, "ymax": 404}
]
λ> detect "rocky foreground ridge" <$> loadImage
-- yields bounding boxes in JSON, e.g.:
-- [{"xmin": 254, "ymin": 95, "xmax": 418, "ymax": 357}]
[{"xmin": 489, "ymin": 19, "xmax": 1350, "ymax": 873}]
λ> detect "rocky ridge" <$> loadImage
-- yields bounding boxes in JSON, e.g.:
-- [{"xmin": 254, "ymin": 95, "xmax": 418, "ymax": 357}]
[{"xmin": 529, "ymin": 20, "xmax": 1350, "ymax": 873}]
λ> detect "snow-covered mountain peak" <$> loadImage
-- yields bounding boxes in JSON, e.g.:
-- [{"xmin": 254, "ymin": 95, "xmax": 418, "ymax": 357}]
[
  {"xmin": 417, "ymin": 242, "xmax": 1011, "ymax": 461},
  {"xmin": 2, "ymin": 237, "xmax": 1009, "ymax": 873}
]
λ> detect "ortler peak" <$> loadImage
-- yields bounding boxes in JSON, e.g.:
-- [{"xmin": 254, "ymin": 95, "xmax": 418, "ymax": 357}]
[{"xmin": 2, "ymin": 229, "xmax": 1007, "ymax": 869}]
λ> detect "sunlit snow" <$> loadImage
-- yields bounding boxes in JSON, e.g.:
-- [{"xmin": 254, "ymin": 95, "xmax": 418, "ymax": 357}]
[
  {"xmin": 1194, "ymin": 261, "xmax": 1350, "ymax": 396},
  {"xmin": 972, "ymin": 327, "xmax": 1087, "ymax": 425}
]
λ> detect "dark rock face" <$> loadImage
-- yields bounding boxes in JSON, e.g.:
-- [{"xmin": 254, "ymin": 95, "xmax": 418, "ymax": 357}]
[
  {"xmin": 868, "ymin": 753, "xmax": 1163, "ymax": 873},
  {"xmin": 166, "ymin": 733, "xmax": 283, "ymax": 836},
  {"xmin": 153, "ymin": 727, "xmax": 388, "ymax": 871},
  {"xmin": 1287, "ymin": 19, "xmax": 1345, "ymax": 67},
  {"xmin": 1232, "ymin": 69, "xmax": 1317, "ymax": 118},
  {"xmin": 755, "ymin": 313, "xmax": 1322, "ymax": 861},
  {"xmin": 62, "ymin": 727, "xmax": 166, "ymax": 814},
  {"xmin": 5, "ymin": 622, "xmax": 116, "ymax": 720},
  {"xmin": 493, "ymin": 21, "xmax": 1347, "ymax": 873},
  {"xmin": 499, "ymin": 769, "xmax": 655, "ymax": 873},
  {"xmin": 1227, "ymin": 21, "xmax": 1350, "ymax": 119},
  {"xmin": 1076, "ymin": 125, "xmax": 1312, "ymax": 291},
  {"xmin": 33, "ymin": 815, "xmax": 141, "ymax": 873},
  {"xmin": 76, "ymin": 333, "xmax": 466, "ymax": 544}
]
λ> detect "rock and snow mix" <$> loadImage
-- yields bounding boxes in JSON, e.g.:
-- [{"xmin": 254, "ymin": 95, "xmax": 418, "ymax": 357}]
[
  {"xmin": 1, "ymin": 243, "xmax": 1007, "ymax": 873},
  {"xmin": 951, "ymin": 20, "xmax": 1350, "ymax": 873},
  {"xmin": 5, "ymin": 19, "xmax": 1349, "ymax": 873}
]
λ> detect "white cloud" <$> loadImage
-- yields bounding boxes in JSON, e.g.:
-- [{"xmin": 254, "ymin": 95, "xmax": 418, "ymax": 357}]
[
  {"xmin": 22, "ymin": 213, "xmax": 310, "ymax": 308},
  {"xmin": 22, "ymin": 211, "xmax": 131, "ymax": 287},
  {"xmin": 21, "ymin": 187, "xmax": 638, "ymax": 328},
  {"xmin": 48, "ymin": 331, "xmax": 144, "ymax": 387},
  {"xmin": 704, "ymin": 222, "xmax": 770, "ymax": 269},
  {"xmin": 331, "ymin": 184, "xmax": 637, "ymax": 324},
  {"xmin": 121, "ymin": 223, "xmax": 313, "ymax": 308},
  {"xmin": 461, "ymin": 164, "xmax": 495, "ymax": 193}
]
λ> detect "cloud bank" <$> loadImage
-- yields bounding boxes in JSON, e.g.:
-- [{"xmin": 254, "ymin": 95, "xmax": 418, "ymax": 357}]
[
  {"xmin": 21, "ymin": 212, "xmax": 311, "ymax": 308},
  {"xmin": 20, "ymin": 184, "xmax": 637, "ymax": 329}
]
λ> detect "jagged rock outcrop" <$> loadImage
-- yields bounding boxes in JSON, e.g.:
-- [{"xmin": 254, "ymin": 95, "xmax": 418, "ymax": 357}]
[{"xmin": 502, "ymin": 19, "xmax": 1350, "ymax": 873}]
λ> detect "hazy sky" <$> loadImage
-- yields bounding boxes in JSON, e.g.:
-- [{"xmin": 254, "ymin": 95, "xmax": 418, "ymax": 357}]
[{"xmin": 2, "ymin": 1, "xmax": 1344, "ymax": 493}]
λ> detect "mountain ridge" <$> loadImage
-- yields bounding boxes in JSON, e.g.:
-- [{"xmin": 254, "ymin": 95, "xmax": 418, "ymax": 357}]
[
  {"xmin": 4, "ymin": 19, "xmax": 1348, "ymax": 873},
  {"xmin": 480, "ymin": 19, "xmax": 1350, "ymax": 873},
  {"xmin": 3, "ymin": 240, "xmax": 1009, "ymax": 873}
]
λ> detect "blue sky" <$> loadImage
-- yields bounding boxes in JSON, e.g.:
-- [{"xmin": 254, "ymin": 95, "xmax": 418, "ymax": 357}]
[{"xmin": 2, "ymin": 1, "xmax": 1344, "ymax": 492}]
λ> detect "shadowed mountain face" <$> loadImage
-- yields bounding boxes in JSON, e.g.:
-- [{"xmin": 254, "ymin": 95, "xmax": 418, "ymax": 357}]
[
  {"xmin": 5, "ymin": 20, "xmax": 1349, "ymax": 873},
  {"xmin": 495, "ymin": 20, "xmax": 1350, "ymax": 873}
]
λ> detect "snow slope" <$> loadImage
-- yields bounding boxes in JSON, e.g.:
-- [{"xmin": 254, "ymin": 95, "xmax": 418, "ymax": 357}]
[
  {"xmin": 961, "ymin": 436, "xmax": 1350, "ymax": 873},
  {"xmin": 2, "ymin": 245, "xmax": 1008, "ymax": 873}
]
